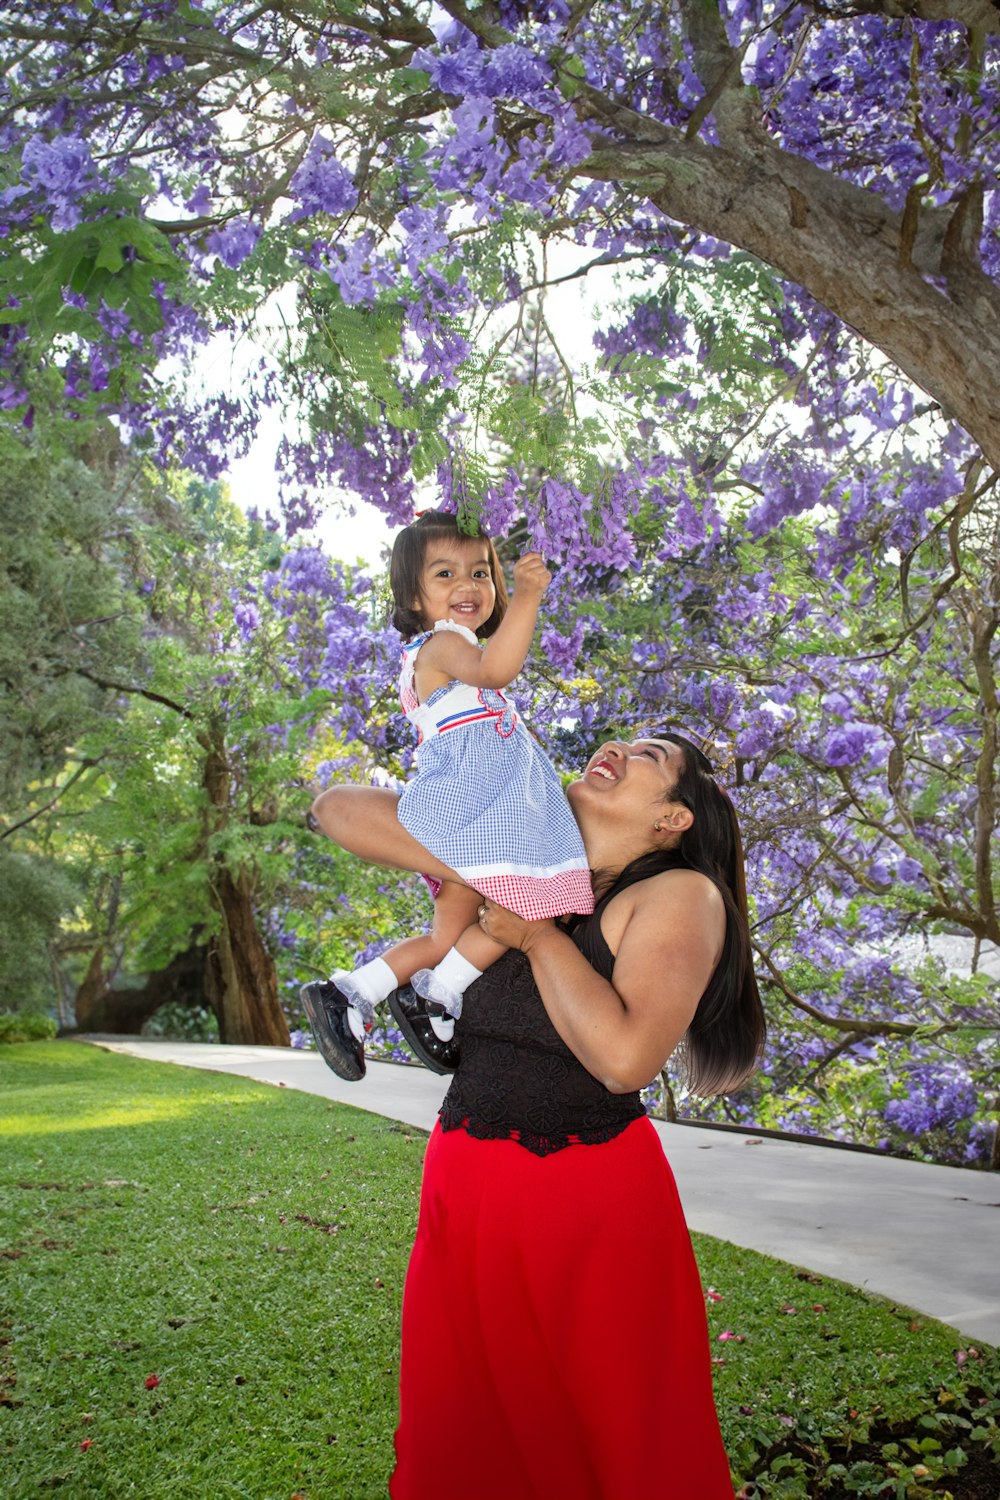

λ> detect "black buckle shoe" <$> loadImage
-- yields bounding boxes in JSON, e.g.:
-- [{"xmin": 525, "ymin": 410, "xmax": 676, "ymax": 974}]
[
  {"xmin": 387, "ymin": 985, "xmax": 460, "ymax": 1075},
  {"xmin": 300, "ymin": 980, "xmax": 366, "ymax": 1082}
]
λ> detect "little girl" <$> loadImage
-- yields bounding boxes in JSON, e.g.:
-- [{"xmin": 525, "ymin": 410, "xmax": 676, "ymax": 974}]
[{"xmin": 302, "ymin": 509, "xmax": 594, "ymax": 1081}]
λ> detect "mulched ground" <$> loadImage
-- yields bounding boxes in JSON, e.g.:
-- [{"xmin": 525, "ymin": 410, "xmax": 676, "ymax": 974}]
[{"xmin": 741, "ymin": 1396, "xmax": 1000, "ymax": 1499}]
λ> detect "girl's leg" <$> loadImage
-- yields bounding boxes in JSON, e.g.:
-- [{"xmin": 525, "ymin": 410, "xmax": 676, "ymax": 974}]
[
  {"xmin": 307, "ymin": 786, "xmax": 504, "ymax": 1065},
  {"xmin": 454, "ymin": 923, "xmax": 507, "ymax": 972},
  {"xmin": 311, "ymin": 786, "xmax": 466, "ymax": 885},
  {"xmin": 332, "ymin": 891, "xmax": 507, "ymax": 1023},
  {"xmin": 380, "ymin": 882, "xmax": 484, "ymax": 986},
  {"xmin": 304, "ymin": 789, "xmax": 493, "ymax": 1081},
  {"xmin": 410, "ymin": 920, "xmax": 507, "ymax": 1018}
]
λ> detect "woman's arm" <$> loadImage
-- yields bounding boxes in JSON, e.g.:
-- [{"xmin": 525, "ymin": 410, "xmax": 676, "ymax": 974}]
[
  {"xmin": 416, "ymin": 553, "xmax": 550, "ymax": 694},
  {"xmin": 478, "ymin": 871, "xmax": 725, "ymax": 1093}
]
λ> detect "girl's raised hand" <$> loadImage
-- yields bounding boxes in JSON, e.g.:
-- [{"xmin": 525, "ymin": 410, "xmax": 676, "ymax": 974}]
[
  {"xmin": 512, "ymin": 552, "xmax": 552, "ymax": 598},
  {"xmin": 420, "ymin": 548, "xmax": 551, "ymax": 694}
]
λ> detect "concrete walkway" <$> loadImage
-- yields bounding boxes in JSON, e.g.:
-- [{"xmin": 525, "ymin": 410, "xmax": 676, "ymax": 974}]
[{"xmin": 87, "ymin": 1038, "xmax": 1000, "ymax": 1346}]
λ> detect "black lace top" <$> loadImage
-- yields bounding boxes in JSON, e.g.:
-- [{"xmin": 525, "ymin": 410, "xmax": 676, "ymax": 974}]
[{"xmin": 439, "ymin": 895, "xmax": 646, "ymax": 1156}]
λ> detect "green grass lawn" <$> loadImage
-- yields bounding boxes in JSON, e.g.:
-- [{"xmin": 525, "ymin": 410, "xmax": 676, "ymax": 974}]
[{"xmin": 1, "ymin": 1042, "xmax": 997, "ymax": 1500}]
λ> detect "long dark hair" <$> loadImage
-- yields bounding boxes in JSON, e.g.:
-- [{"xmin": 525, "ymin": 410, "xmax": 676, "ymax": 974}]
[
  {"xmin": 389, "ymin": 511, "xmax": 508, "ymax": 639},
  {"xmin": 597, "ymin": 732, "xmax": 765, "ymax": 1095}
]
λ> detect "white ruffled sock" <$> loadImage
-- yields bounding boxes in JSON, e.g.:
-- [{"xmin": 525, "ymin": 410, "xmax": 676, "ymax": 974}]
[
  {"xmin": 411, "ymin": 947, "xmax": 483, "ymax": 1023},
  {"xmin": 407, "ymin": 977, "xmax": 457, "ymax": 1042},
  {"xmin": 332, "ymin": 956, "xmax": 397, "ymax": 1030}
]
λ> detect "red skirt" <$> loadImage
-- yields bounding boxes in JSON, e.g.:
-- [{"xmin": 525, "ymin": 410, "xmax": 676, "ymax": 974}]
[{"xmin": 391, "ymin": 1119, "xmax": 734, "ymax": 1500}]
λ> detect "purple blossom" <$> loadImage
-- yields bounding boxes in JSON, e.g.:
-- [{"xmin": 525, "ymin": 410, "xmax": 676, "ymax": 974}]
[
  {"xmin": 412, "ymin": 36, "xmax": 484, "ymax": 98},
  {"xmin": 14, "ymin": 133, "xmax": 100, "ymax": 231},
  {"xmin": 885, "ymin": 1065, "xmax": 978, "ymax": 1136},
  {"xmin": 824, "ymin": 723, "xmax": 876, "ymax": 767},
  {"xmin": 234, "ymin": 601, "xmax": 260, "ymax": 641},
  {"xmin": 185, "ymin": 184, "xmax": 213, "ymax": 216},
  {"xmin": 288, "ymin": 134, "xmax": 358, "ymax": 220},
  {"xmin": 87, "ymin": 346, "xmax": 111, "ymax": 392},
  {"xmin": 205, "ymin": 217, "xmax": 261, "ymax": 269},
  {"xmin": 540, "ymin": 618, "xmax": 586, "ymax": 673},
  {"xmin": 481, "ymin": 45, "xmax": 551, "ymax": 100},
  {"xmin": 321, "ymin": 231, "xmax": 394, "ymax": 306}
]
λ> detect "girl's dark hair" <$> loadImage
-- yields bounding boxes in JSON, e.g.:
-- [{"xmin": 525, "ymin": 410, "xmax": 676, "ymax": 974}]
[
  {"xmin": 389, "ymin": 511, "xmax": 508, "ymax": 639},
  {"xmin": 596, "ymin": 732, "xmax": 766, "ymax": 1096}
]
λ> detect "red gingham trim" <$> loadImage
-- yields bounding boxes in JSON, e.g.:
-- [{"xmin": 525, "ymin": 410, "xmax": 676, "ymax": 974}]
[{"xmin": 473, "ymin": 869, "xmax": 594, "ymax": 920}]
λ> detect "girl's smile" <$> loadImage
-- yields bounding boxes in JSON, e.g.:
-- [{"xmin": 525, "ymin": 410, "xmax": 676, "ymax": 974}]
[{"xmin": 413, "ymin": 540, "xmax": 497, "ymax": 633}]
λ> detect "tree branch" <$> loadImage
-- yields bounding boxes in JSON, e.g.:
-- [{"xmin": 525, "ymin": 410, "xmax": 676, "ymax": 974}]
[
  {"xmin": 754, "ymin": 944, "xmax": 955, "ymax": 1038},
  {"xmin": 678, "ymin": 0, "xmax": 756, "ymax": 140},
  {"xmin": 75, "ymin": 669, "xmax": 195, "ymax": 720},
  {"xmin": 575, "ymin": 126, "xmax": 1000, "ymax": 470},
  {"xmin": 811, "ymin": 0, "xmax": 1000, "ymax": 36},
  {"xmin": 1, "ymin": 758, "xmax": 103, "ymax": 841}
]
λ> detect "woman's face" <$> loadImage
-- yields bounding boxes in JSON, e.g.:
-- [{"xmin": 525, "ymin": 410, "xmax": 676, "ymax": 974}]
[{"xmin": 568, "ymin": 738, "xmax": 689, "ymax": 845}]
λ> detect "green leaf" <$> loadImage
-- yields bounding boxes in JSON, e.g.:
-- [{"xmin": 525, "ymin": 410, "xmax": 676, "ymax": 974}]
[
  {"xmin": 554, "ymin": 51, "xmax": 586, "ymax": 100},
  {"xmin": 94, "ymin": 240, "xmax": 125, "ymax": 274},
  {"xmin": 391, "ymin": 67, "xmax": 431, "ymax": 93}
]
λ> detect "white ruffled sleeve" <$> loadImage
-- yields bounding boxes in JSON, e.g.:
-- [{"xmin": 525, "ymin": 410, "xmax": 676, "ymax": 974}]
[{"xmin": 431, "ymin": 619, "xmax": 480, "ymax": 646}]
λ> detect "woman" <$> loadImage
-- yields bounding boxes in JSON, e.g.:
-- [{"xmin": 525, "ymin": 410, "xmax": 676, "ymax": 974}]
[{"xmin": 312, "ymin": 732, "xmax": 764, "ymax": 1498}]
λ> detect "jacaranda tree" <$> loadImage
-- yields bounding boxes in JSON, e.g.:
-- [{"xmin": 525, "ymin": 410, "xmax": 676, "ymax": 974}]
[{"xmin": 1, "ymin": 0, "xmax": 997, "ymax": 1161}]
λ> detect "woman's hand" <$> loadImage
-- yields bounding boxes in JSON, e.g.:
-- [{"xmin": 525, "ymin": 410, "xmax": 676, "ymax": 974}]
[{"xmin": 477, "ymin": 897, "xmax": 558, "ymax": 954}]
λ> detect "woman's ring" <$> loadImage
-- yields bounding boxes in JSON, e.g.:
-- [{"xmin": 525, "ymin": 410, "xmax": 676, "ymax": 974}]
[{"xmin": 478, "ymin": 905, "xmax": 487, "ymax": 920}]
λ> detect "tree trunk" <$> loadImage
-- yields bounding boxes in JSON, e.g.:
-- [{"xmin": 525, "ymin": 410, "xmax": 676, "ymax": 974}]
[
  {"xmin": 73, "ymin": 944, "xmax": 108, "ymax": 1030},
  {"xmin": 650, "ymin": 1069, "xmax": 680, "ymax": 1122},
  {"xmin": 73, "ymin": 944, "xmax": 207, "ymax": 1034},
  {"xmin": 200, "ymin": 724, "xmax": 289, "ymax": 1047},
  {"xmin": 203, "ymin": 866, "xmax": 290, "ymax": 1046}
]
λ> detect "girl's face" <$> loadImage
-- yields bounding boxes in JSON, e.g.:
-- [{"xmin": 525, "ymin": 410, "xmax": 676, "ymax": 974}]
[{"xmin": 412, "ymin": 537, "xmax": 497, "ymax": 633}]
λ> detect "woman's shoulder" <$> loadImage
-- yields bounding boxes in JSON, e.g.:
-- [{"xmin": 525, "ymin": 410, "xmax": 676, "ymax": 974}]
[
  {"xmin": 600, "ymin": 867, "xmax": 725, "ymax": 952},
  {"xmin": 608, "ymin": 865, "xmax": 722, "ymax": 909}
]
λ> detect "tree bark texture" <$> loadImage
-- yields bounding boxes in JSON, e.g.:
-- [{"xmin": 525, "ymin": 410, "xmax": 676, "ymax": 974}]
[
  {"xmin": 73, "ymin": 944, "xmax": 207, "ymax": 1034},
  {"xmin": 201, "ymin": 727, "xmax": 290, "ymax": 1047},
  {"xmin": 203, "ymin": 866, "xmax": 290, "ymax": 1046},
  {"xmin": 829, "ymin": 0, "xmax": 1000, "ymax": 33}
]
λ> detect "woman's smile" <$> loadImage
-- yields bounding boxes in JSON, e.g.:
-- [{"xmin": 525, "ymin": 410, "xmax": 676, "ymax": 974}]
[{"xmin": 584, "ymin": 742, "xmax": 677, "ymax": 787}]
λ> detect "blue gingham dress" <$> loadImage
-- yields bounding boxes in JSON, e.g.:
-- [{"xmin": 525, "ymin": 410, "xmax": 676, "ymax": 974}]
[{"xmin": 396, "ymin": 621, "xmax": 594, "ymax": 920}]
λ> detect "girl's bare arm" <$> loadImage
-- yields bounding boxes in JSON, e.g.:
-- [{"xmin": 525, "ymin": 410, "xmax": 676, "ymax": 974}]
[{"xmin": 416, "ymin": 553, "xmax": 550, "ymax": 694}]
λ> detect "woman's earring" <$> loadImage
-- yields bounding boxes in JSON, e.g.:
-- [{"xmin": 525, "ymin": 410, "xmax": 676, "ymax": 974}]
[{"xmin": 654, "ymin": 822, "xmax": 662, "ymax": 832}]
